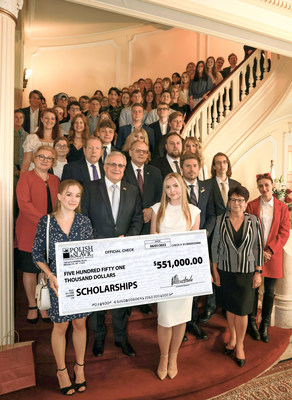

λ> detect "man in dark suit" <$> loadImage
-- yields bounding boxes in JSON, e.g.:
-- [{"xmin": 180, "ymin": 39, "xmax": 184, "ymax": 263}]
[
  {"xmin": 153, "ymin": 111, "xmax": 184, "ymax": 159},
  {"xmin": 21, "ymin": 89, "xmax": 42, "ymax": 133},
  {"xmin": 123, "ymin": 140, "xmax": 163, "ymax": 314},
  {"xmin": 181, "ymin": 154, "xmax": 216, "ymax": 340},
  {"xmin": 201, "ymin": 152, "xmax": 241, "ymax": 324},
  {"xmin": 150, "ymin": 132, "xmax": 183, "ymax": 179},
  {"xmin": 149, "ymin": 102, "xmax": 170, "ymax": 159},
  {"xmin": 82, "ymin": 151, "xmax": 144, "ymax": 358},
  {"xmin": 95, "ymin": 120, "xmax": 118, "ymax": 163},
  {"xmin": 116, "ymin": 103, "xmax": 155, "ymax": 155},
  {"xmin": 61, "ymin": 136, "xmax": 104, "ymax": 184}
]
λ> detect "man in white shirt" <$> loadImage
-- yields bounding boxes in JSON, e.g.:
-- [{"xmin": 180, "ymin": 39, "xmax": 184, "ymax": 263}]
[
  {"xmin": 95, "ymin": 120, "xmax": 118, "ymax": 163},
  {"xmin": 119, "ymin": 90, "xmax": 146, "ymax": 127},
  {"xmin": 61, "ymin": 136, "xmax": 104, "ymax": 184},
  {"xmin": 60, "ymin": 101, "xmax": 81, "ymax": 136},
  {"xmin": 53, "ymin": 137, "xmax": 69, "ymax": 179},
  {"xmin": 21, "ymin": 89, "xmax": 42, "ymax": 133}
]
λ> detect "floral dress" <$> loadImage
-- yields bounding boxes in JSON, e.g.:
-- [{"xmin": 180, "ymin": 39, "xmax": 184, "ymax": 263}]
[{"xmin": 32, "ymin": 213, "xmax": 93, "ymax": 323}]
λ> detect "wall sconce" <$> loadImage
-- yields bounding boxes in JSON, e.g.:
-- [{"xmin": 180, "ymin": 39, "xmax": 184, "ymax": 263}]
[{"xmin": 23, "ymin": 68, "xmax": 32, "ymax": 89}]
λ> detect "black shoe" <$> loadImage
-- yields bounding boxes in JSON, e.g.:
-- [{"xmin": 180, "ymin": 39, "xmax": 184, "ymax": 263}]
[
  {"xmin": 259, "ymin": 322, "xmax": 270, "ymax": 343},
  {"xmin": 139, "ymin": 305, "xmax": 153, "ymax": 315},
  {"xmin": 224, "ymin": 346, "xmax": 235, "ymax": 355},
  {"xmin": 182, "ymin": 334, "xmax": 188, "ymax": 343},
  {"xmin": 248, "ymin": 321, "xmax": 261, "ymax": 341},
  {"xmin": 199, "ymin": 311, "xmax": 215, "ymax": 323},
  {"xmin": 235, "ymin": 357, "xmax": 246, "ymax": 367},
  {"xmin": 92, "ymin": 339, "xmax": 104, "ymax": 357},
  {"xmin": 115, "ymin": 340, "xmax": 136, "ymax": 357},
  {"xmin": 27, "ymin": 306, "xmax": 39, "ymax": 324},
  {"xmin": 186, "ymin": 323, "xmax": 208, "ymax": 340}
]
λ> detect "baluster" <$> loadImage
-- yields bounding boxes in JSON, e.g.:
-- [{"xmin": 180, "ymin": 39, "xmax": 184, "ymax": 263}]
[
  {"xmin": 212, "ymin": 98, "xmax": 218, "ymax": 129},
  {"xmin": 207, "ymin": 103, "xmax": 211, "ymax": 135},
  {"xmin": 225, "ymin": 82, "xmax": 231, "ymax": 115},
  {"xmin": 200, "ymin": 108, "xmax": 207, "ymax": 143},
  {"xmin": 243, "ymin": 62, "xmax": 251, "ymax": 97},
  {"xmin": 255, "ymin": 52, "xmax": 261, "ymax": 85},
  {"xmin": 263, "ymin": 50, "xmax": 270, "ymax": 75},
  {"xmin": 218, "ymin": 92, "xmax": 224, "ymax": 122}
]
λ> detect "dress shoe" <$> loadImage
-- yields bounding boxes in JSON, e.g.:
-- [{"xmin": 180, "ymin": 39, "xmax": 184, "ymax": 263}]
[
  {"xmin": 168, "ymin": 352, "xmax": 178, "ymax": 379},
  {"xmin": 139, "ymin": 305, "xmax": 153, "ymax": 315},
  {"xmin": 27, "ymin": 306, "xmax": 39, "ymax": 324},
  {"xmin": 259, "ymin": 322, "xmax": 270, "ymax": 343},
  {"xmin": 224, "ymin": 346, "xmax": 235, "ymax": 355},
  {"xmin": 248, "ymin": 321, "xmax": 261, "ymax": 341},
  {"xmin": 157, "ymin": 354, "xmax": 168, "ymax": 380},
  {"xmin": 235, "ymin": 357, "xmax": 246, "ymax": 367},
  {"xmin": 115, "ymin": 340, "xmax": 136, "ymax": 357},
  {"xmin": 187, "ymin": 323, "xmax": 208, "ymax": 340},
  {"xmin": 92, "ymin": 339, "xmax": 104, "ymax": 357},
  {"xmin": 182, "ymin": 334, "xmax": 188, "ymax": 343},
  {"xmin": 199, "ymin": 310, "xmax": 215, "ymax": 323}
]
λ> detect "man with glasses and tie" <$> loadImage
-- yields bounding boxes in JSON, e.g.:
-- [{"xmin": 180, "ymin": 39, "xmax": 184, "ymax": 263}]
[
  {"xmin": 82, "ymin": 151, "xmax": 143, "ymax": 358},
  {"xmin": 95, "ymin": 120, "xmax": 118, "ymax": 163},
  {"xmin": 150, "ymin": 132, "xmax": 183, "ymax": 178},
  {"xmin": 61, "ymin": 136, "xmax": 104, "ymax": 184},
  {"xmin": 180, "ymin": 154, "xmax": 216, "ymax": 341}
]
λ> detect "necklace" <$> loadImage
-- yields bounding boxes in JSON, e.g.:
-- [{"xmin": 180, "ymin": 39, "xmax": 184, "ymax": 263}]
[{"xmin": 34, "ymin": 168, "xmax": 49, "ymax": 182}]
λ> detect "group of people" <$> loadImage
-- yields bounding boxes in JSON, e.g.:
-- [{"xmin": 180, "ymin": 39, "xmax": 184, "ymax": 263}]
[{"xmin": 13, "ymin": 52, "xmax": 288, "ymax": 395}]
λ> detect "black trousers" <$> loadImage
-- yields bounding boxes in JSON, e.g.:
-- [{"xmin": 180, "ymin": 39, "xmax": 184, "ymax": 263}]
[
  {"xmin": 90, "ymin": 307, "xmax": 131, "ymax": 343},
  {"xmin": 251, "ymin": 277, "xmax": 277, "ymax": 321}
]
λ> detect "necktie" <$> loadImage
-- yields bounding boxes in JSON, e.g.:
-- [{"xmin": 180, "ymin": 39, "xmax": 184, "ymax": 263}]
[
  {"xmin": 221, "ymin": 182, "xmax": 228, "ymax": 206},
  {"xmin": 137, "ymin": 168, "xmax": 143, "ymax": 194},
  {"xmin": 103, "ymin": 146, "xmax": 108, "ymax": 163},
  {"xmin": 189, "ymin": 185, "xmax": 198, "ymax": 206},
  {"xmin": 91, "ymin": 164, "xmax": 99, "ymax": 180},
  {"xmin": 174, "ymin": 160, "xmax": 181, "ymax": 175},
  {"xmin": 111, "ymin": 184, "xmax": 119, "ymax": 223}
]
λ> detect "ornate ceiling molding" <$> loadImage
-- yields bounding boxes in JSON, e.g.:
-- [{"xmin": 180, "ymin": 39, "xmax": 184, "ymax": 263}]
[{"xmin": 258, "ymin": 0, "xmax": 292, "ymax": 11}]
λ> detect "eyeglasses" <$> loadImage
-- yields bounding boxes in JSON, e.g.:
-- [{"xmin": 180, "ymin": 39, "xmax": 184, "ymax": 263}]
[
  {"xmin": 157, "ymin": 107, "xmax": 169, "ymax": 111},
  {"xmin": 132, "ymin": 149, "xmax": 148, "ymax": 154},
  {"xmin": 55, "ymin": 144, "xmax": 68, "ymax": 149},
  {"xmin": 230, "ymin": 198, "xmax": 245, "ymax": 204},
  {"xmin": 105, "ymin": 163, "xmax": 126, "ymax": 169},
  {"xmin": 70, "ymin": 107, "xmax": 80, "ymax": 112},
  {"xmin": 37, "ymin": 154, "xmax": 53, "ymax": 162}
]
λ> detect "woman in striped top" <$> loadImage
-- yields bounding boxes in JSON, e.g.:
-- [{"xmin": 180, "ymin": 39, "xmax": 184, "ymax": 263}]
[{"xmin": 211, "ymin": 185, "xmax": 264, "ymax": 367}]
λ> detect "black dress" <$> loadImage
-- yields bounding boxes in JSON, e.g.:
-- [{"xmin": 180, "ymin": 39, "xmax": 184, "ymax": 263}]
[
  {"xmin": 67, "ymin": 144, "xmax": 84, "ymax": 163},
  {"xmin": 217, "ymin": 222, "xmax": 255, "ymax": 316}
]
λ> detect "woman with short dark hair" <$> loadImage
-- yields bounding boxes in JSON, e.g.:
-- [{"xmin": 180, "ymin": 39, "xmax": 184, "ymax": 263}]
[{"xmin": 212, "ymin": 185, "xmax": 264, "ymax": 367}]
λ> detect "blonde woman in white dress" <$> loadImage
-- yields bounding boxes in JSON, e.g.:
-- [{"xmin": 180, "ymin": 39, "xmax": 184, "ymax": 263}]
[{"xmin": 151, "ymin": 172, "xmax": 200, "ymax": 380}]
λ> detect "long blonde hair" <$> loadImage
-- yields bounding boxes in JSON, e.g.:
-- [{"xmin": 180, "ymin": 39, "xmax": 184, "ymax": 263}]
[
  {"xmin": 156, "ymin": 173, "xmax": 192, "ymax": 233},
  {"xmin": 122, "ymin": 128, "xmax": 149, "ymax": 152}
]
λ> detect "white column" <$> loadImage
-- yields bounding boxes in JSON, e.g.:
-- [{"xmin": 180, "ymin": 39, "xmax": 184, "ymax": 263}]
[
  {"xmin": 271, "ymin": 232, "xmax": 292, "ymax": 328},
  {"xmin": 0, "ymin": 0, "xmax": 23, "ymax": 344}
]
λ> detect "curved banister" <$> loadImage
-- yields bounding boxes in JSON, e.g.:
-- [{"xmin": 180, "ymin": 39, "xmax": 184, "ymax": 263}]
[{"xmin": 182, "ymin": 49, "xmax": 277, "ymax": 144}]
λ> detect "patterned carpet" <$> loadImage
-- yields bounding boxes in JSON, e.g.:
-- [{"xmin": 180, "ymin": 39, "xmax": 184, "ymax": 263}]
[{"xmin": 210, "ymin": 358, "xmax": 292, "ymax": 399}]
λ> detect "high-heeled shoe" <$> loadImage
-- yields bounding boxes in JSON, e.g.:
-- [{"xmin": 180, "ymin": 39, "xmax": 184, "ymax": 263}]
[
  {"xmin": 168, "ymin": 352, "xmax": 178, "ymax": 379},
  {"xmin": 27, "ymin": 306, "xmax": 39, "ymax": 324},
  {"xmin": 224, "ymin": 346, "xmax": 235, "ymax": 355},
  {"xmin": 235, "ymin": 357, "xmax": 246, "ymax": 367},
  {"xmin": 157, "ymin": 354, "xmax": 168, "ymax": 380},
  {"xmin": 56, "ymin": 367, "xmax": 75, "ymax": 396},
  {"xmin": 74, "ymin": 361, "xmax": 87, "ymax": 392}
]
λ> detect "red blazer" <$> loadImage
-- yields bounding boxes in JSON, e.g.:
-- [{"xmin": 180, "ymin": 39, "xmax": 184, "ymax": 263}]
[
  {"xmin": 247, "ymin": 196, "xmax": 290, "ymax": 278},
  {"xmin": 15, "ymin": 170, "xmax": 59, "ymax": 252}
]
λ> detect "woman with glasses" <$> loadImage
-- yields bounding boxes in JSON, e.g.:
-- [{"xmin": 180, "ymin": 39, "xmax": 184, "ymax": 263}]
[
  {"xmin": 15, "ymin": 145, "xmax": 60, "ymax": 324},
  {"xmin": 21, "ymin": 108, "xmax": 60, "ymax": 173},
  {"xmin": 53, "ymin": 137, "xmax": 70, "ymax": 179},
  {"xmin": 211, "ymin": 185, "xmax": 264, "ymax": 367},
  {"xmin": 246, "ymin": 173, "xmax": 290, "ymax": 343}
]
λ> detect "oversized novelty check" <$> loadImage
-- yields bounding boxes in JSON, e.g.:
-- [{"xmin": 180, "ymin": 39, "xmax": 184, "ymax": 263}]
[{"xmin": 55, "ymin": 230, "xmax": 212, "ymax": 316}]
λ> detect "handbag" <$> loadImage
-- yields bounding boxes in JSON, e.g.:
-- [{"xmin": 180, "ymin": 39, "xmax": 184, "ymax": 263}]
[
  {"xmin": 0, "ymin": 331, "xmax": 36, "ymax": 395},
  {"xmin": 35, "ymin": 215, "xmax": 51, "ymax": 311}
]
